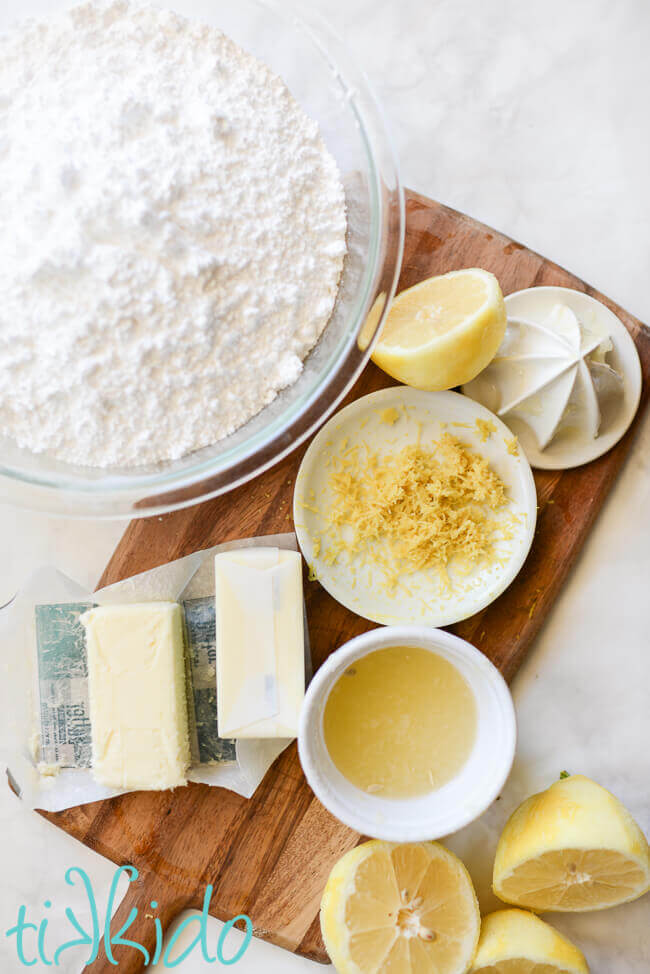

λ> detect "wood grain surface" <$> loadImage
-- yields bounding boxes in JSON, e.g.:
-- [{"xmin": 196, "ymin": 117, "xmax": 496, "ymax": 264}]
[{"xmin": 38, "ymin": 190, "xmax": 650, "ymax": 971}]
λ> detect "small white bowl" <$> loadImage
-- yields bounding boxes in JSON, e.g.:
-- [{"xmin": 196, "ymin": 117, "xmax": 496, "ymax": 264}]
[{"xmin": 298, "ymin": 626, "xmax": 516, "ymax": 842}]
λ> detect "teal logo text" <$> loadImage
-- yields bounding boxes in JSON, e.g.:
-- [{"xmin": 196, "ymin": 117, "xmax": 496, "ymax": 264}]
[{"xmin": 6, "ymin": 865, "xmax": 252, "ymax": 967}]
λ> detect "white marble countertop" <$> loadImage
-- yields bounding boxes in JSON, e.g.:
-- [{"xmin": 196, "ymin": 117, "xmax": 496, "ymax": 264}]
[{"xmin": 2, "ymin": 0, "xmax": 649, "ymax": 971}]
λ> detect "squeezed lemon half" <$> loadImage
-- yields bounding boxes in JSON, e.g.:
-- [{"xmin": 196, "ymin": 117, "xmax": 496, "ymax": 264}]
[
  {"xmin": 320, "ymin": 840, "xmax": 480, "ymax": 974},
  {"xmin": 371, "ymin": 268, "xmax": 506, "ymax": 390},
  {"xmin": 493, "ymin": 774, "xmax": 650, "ymax": 912},
  {"xmin": 470, "ymin": 908, "xmax": 589, "ymax": 973}
]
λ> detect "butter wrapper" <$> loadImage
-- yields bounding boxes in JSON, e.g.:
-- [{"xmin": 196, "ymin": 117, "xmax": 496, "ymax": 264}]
[
  {"xmin": 1, "ymin": 535, "xmax": 309, "ymax": 812},
  {"xmin": 215, "ymin": 548, "xmax": 305, "ymax": 739}
]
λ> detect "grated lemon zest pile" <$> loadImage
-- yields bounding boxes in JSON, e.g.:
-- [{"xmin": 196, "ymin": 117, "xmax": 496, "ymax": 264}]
[{"xmin": 323, "ymin": 434, "xmax": 511, "ymax": 590}]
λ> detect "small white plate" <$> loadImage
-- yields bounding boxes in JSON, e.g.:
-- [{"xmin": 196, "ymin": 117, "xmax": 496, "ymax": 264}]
[
  {"xmin": 298, "ymin": 626, "xmax": 517, "ymax": 842},
  {"xmin": 293, "ymin": 387, "xmax": 537, "ymax": 627}
]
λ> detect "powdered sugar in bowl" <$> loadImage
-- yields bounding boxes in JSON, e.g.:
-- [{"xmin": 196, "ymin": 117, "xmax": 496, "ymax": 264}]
[{"xmin": 0, "ymin": 0, "xmax": 403, "ymax": 516}]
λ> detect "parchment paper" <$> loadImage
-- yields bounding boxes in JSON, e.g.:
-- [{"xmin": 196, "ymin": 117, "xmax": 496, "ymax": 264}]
[{"xmin": 1, "ymin": 534, "xmax": 309, "ymax": 812}]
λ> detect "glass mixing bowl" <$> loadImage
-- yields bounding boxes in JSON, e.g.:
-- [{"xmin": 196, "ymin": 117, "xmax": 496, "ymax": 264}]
[{"xmin": 0, "ymin": 0, "xmax": 403, "ymax": 517}]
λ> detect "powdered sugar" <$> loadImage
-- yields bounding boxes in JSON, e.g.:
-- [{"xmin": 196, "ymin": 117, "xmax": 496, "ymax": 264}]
[{"xmin": 0, "ymin": 0, "xmax": 346, "ymax": 467}]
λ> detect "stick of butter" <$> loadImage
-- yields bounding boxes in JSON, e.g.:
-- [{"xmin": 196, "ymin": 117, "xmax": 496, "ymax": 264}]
[
  {"xmin": 215, "ymin": 548, "xmax": 305, "ymax": 739},
  {"xmin": 80, "ymin": 602, "xmax": 190, "ymax": 791}
]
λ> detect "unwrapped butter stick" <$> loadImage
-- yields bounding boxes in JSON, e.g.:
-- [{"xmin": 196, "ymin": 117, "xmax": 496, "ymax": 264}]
[
  {"xmin": 80, "ymin": 602, "xmax": 190, "ymax": 790},
  {"xmin": 215, "ymin": 548, "xmax": 305, "ymax": 739}
]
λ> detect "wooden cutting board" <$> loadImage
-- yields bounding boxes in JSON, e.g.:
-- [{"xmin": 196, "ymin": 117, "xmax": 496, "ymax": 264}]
[{"xmin": 38, "ymin": 190, "xmax": 650, "ymax": 972}]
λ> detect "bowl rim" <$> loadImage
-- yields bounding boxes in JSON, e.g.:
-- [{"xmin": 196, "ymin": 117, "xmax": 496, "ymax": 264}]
[
  {"xmin": 298, "ymin": 625, "xmax": 517, "ymax": 842},
  {"xmin": 0, "ymin": 0, "xmax": 405, "ymax": 518}
]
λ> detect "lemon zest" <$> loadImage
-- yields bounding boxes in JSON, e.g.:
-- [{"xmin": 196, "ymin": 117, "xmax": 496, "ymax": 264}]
[
  {"xmin": 475, "ymin": 417, "xmax": 497, "ymax": 442},
  {"xmin": 505, "ymin": 436, "xmax": 519, "ymax": 456},
  {"xmin": 324, "ymin": 434, "xmax": 511, "ymax": 589},
  {"xmin": 378, "ymin": 406, "xmax": 400, "ymax": 425}
]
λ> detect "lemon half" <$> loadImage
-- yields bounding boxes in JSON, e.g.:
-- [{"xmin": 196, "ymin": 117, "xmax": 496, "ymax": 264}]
[
  {"xmin": 471, "ymin": 908, "xmax": 589, "ymax": 973},
  {"xmin": 321, "ymin": 840, "xmax": 480, "ymax": 974},
  {"xmin": 371, "ymin": 268, "xmax": 506, "ymax": 390},
  {"xmin": 493, "ymin": 775, "xmax": 650, "ymax": 912}
]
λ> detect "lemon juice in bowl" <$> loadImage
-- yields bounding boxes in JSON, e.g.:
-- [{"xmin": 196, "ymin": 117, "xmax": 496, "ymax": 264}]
[
  {"xmin": 298, "ymin": 625, "xmax": 516, "ymax": 842},
  {"xmin": 323, "ymin": 645, "xmax": 477, "ymax": 798}
]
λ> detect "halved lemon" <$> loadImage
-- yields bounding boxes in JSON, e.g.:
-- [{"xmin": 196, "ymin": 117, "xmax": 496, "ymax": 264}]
[
  {"xmin": 493, "ymin": 774, "xmax": 650, "ymax": 912},
  {"xmin": 371, "ymin": 268, "xmax": 506, "ymax": 390},
  {"xmin": 320, "ymin": 840, "xmax": 480, "ymax": 974},
  {"xmin": 471, "ymin": 908, "xmax": 589, "ymax": 973}
]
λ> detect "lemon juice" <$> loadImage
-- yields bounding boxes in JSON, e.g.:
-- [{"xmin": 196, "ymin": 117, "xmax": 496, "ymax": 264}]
[{"xmin": 323, "ymin": 645, "xmax": 477, "ymax": 798}]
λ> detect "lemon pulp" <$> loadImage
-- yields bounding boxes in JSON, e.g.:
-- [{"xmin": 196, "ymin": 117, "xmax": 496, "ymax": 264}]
[
  {"xmin": 382, "ymin": 273, "xmax": 491, "ymax": 345},
  {"xmin": 323, "ymin": 646, "xmax": 477, "ymax": 798},
  {"xmin": 371, "ymin": 268, "xmax": 506, "ymax": 390},
  {"xmin": 493, "ymin": 774, "xmax": 650, "ymax": 912},
  {"xmin": 320, "ymin": 840, "xmax": 480, "ymax": 974}
]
